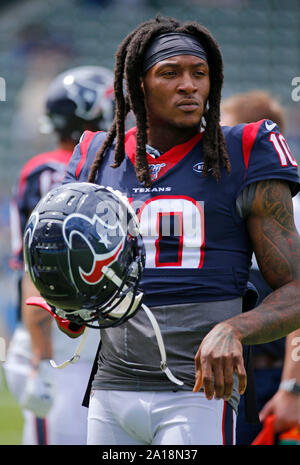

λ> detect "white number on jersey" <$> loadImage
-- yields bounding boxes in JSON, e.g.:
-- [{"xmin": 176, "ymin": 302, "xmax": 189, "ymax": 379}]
[
  {"xmin": 269, "ymin": 133, "xmax": 298, "ymax": 167},
  {"xmin": 138, "ymin": 196, "xmax": 205, "ymax": 269}
]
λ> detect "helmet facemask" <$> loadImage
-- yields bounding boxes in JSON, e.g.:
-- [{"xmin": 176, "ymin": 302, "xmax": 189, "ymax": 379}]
[{"xmin": 55, "ymin": 251, "xmax": 145, "ymax": 329}]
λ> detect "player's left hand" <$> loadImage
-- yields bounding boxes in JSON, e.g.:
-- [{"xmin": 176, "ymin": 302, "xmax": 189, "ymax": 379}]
[
  {"xmin": 20, "ymin": 360, "xmax": 55, "ymax": 418},
  {"xmin": 193, "ymin": 322, "xmax": 247, "ymax": 400}
]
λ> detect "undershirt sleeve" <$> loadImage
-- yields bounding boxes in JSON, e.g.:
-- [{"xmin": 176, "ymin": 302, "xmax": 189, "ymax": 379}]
[{"xmin": 236, "ymin": 182, "xmax": 258, "ymax": 219}]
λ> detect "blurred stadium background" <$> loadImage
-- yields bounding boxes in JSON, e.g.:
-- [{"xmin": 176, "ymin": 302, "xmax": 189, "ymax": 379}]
[{"xmin": 0, "ymin": 0, "xmax": 299, "ymax": 445}]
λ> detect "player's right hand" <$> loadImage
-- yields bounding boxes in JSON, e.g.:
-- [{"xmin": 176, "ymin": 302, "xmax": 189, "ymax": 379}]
[
  {"xmin": 193, "ymin": 321, "xmax": 247, "ymax": 400},
  {"xmin": 20, "ymin": 360, "xmax": 55, "ymax": 418}
]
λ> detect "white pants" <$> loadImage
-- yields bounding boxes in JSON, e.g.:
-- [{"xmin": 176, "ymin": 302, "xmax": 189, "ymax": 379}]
[
  {"xmin": 4, "ymin": 350, "xmax": 91, "ymax": 445},
  {"xmin": 4, "ymin": 324, "xmax": 98, "ymax": 445},
  {"xmin": 87, "ymin": 390, "xmax": 236, "ymax": 445}
]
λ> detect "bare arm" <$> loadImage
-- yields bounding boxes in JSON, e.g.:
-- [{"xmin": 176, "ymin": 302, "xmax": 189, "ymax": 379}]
[
  {"xmin": 22, "ymin": 272, "xmax": 53, "ymax": 367},
  {"xmin": 227, "ymin": 179, "xmax": 300, "ymax": 343},
  {"xmin": 194, "ymin": 180, "xmax": 300, "ymax": 400},
  {"xmin": 259, "ymin": 328, "xmax": 300, "ymax": 431}
]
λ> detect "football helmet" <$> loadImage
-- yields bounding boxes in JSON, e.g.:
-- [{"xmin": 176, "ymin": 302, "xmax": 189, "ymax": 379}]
[
  {"xmin": 40, "ymin": 66, "xmax": 114, "ymax": 142},
  {"xmin": 23, "ymin": 182, "xmax": 145, "ymax": 328}
]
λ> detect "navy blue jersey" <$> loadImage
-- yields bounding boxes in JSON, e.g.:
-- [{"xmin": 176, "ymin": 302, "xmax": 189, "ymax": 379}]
[
  {"xmin": 10, "ymin": 148, "xmax": 72, "ymax": 270},
  {"xmin": 63, "ymin": 119, "xmax": 300, "ymax": 307}
]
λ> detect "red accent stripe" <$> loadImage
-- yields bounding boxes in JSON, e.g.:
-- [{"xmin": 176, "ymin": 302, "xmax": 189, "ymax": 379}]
[
  {"xmin": 8, "ymin": 257, "xmax": 23, "ymax": 270},
  {"xmin": 18, "ymin": 149, "xmax": 72, "ymax": 198},
  {"xmin": 105, "ymin": 85, "xmax": 114, "ymax": 98},
  {"xmin": 242, "ymin": 119, "xmax": 265, "ymax": 169},
  {"xmin": 76, "ymin": 130, "xmax": 100, "ymax": 179},
  {"xmin": 43, "ymin": 418, "xmax": 48, "ymax": 445},
  {"xmin": 222, "ymin": 400, "xmax": 234, "ymax": 445},
  {"xmin": 125, "ymin": 127, "xmax": 203, "ymax": 182}
]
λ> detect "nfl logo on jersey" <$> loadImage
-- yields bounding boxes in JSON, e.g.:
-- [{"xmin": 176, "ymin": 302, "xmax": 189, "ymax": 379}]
[{"xmin": 149, "ymin": 163, "xmax": 166, "ymax": 180}]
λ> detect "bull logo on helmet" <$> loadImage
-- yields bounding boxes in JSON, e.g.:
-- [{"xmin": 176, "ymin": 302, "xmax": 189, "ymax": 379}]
[{"xmin": 63, "ymin": 212, "xmax": 126, "ymax": 285}]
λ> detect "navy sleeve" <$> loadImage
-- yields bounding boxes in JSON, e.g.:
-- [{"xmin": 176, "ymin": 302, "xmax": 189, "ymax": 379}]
[
  {"xmin": 240, "ymin": 119, "xmax": 300, "ymax": 195},
  {"xmin": 11, "ymin": 167, "xmax": 56, "ymax": 267},
  {"xmin": 63, "ymin": 130, "xmax": 106, "ymax": 184},
  {"xmin": 63, "ymin": 143, "xmax": 82, "ymax": 184}
]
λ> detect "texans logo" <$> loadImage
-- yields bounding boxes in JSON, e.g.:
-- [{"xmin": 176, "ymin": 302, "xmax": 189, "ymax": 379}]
[{"xmin": 63, "ymin": 213, "xmax": 125, "ymax": 285}]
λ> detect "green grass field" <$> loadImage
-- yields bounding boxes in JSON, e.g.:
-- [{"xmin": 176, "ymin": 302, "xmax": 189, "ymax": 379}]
[{"xmin": 0, "ymin": 366, "xmax": 24, "ymax": 445}]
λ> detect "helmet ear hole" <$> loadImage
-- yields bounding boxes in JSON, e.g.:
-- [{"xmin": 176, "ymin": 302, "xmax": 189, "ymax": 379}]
[{"xmin": 24, "ymin": 182, "xmax": 145, "ymax": 328}]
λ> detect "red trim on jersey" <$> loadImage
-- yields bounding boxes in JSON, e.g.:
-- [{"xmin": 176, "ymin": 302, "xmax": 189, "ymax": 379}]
[
  {"xmin": 242, "ymin": 119, "xmax": 265, "ymax": 169},
  {"xmin": 222, "ymin": 400, "xmax": 234, "ymax": 445},
  {"xmin": 8, "ymin": 257, "xmax": 23, "ymax": 271},
  {"xmin": 76, "ymin": 131, "xmax": 100, "ymax": 179},
  {"xmin": 105, "ymin": 85, "xmax": 114, "ymax": 98},
  {"xmin": 125, "ymin": 127, "xmax": 203, "ymax": 182},
  {"xmin": 18, "ymin": 149, "xmax": 72, "ymax": 198}
]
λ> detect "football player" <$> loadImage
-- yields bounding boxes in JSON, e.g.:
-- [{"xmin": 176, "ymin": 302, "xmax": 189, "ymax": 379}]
[
  {"xmin": 26, "ymin": 16, "xmax": 300, "ymax": 445},
  {"xmin": 4, "ymin": 65, "xmax": 114, "ymax": 445}
]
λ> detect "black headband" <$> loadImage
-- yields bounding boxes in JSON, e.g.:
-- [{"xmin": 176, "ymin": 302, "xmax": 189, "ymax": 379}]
[{"xmin": 142, "ymin": 32, "xmax": 207, "ymax": 74}]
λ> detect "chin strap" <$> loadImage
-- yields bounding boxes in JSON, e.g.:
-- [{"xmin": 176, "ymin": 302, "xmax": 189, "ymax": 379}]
[
  {"xmin": 141, "ymin": 303, "xmax": 184, "ymax": 386},
  {"xmin": 26, "ymin": 291, "xmax": 184, "ymax": 385},
  {"xmin": 102, "ymin": 266, "xmax": 184, "ymax": 386},
  {"xmin": 26, "ymin": 296, "xmax": 89, "ymax": 369},
  {"xmin": 49, "ymin": 327, "xmax": 90, "ymax": 369}
]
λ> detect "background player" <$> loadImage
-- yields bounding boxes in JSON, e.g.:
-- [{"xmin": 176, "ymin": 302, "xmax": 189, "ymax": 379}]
[
  {"xmin": 221, "ymin": 90, "xmax": 300, "ymax": 443},
  {"xmin": 4, "ymin": 65, "xmax": 114, "ymax": 445}
]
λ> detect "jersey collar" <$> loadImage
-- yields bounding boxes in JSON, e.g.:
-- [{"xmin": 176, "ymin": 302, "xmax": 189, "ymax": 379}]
[{"xmin": 125, "ymin": 127, "xmax": 203, "ymax": 182}]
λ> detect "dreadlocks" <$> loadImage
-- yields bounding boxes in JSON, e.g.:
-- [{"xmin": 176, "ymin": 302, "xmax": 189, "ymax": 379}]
[{"xmin": 88, "ymin": 15, "xmax": 230, "ymax": 186}]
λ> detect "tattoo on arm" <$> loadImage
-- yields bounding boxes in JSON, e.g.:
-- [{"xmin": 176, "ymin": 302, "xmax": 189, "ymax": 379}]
[
  {"xmin": 227, "ymin": 180, "xmax": 300, "ymax": 344},
  {"xmin": 248, "ymin": 180, "xmax": 300, "ymax": 288}
]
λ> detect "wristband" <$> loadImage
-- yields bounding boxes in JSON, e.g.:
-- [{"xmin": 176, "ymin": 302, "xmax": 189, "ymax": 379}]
[{"xmin": 279, "ymin": 379, "xmax": 300, "ymax": 396}]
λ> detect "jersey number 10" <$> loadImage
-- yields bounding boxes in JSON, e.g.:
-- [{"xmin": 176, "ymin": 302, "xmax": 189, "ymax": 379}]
[{"xmin": 269, "ymin": 133, "xmax": 298, "ymax": 167}]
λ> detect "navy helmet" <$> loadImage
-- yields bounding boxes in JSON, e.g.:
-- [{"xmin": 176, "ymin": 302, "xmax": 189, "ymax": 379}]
[
  {"xmin": 40, "ymin": 66, "xmax": 114, "ymax": 142},
  {"xmin": 23, "ymin": 182, "xmax": 145, "ymax": 328}
]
